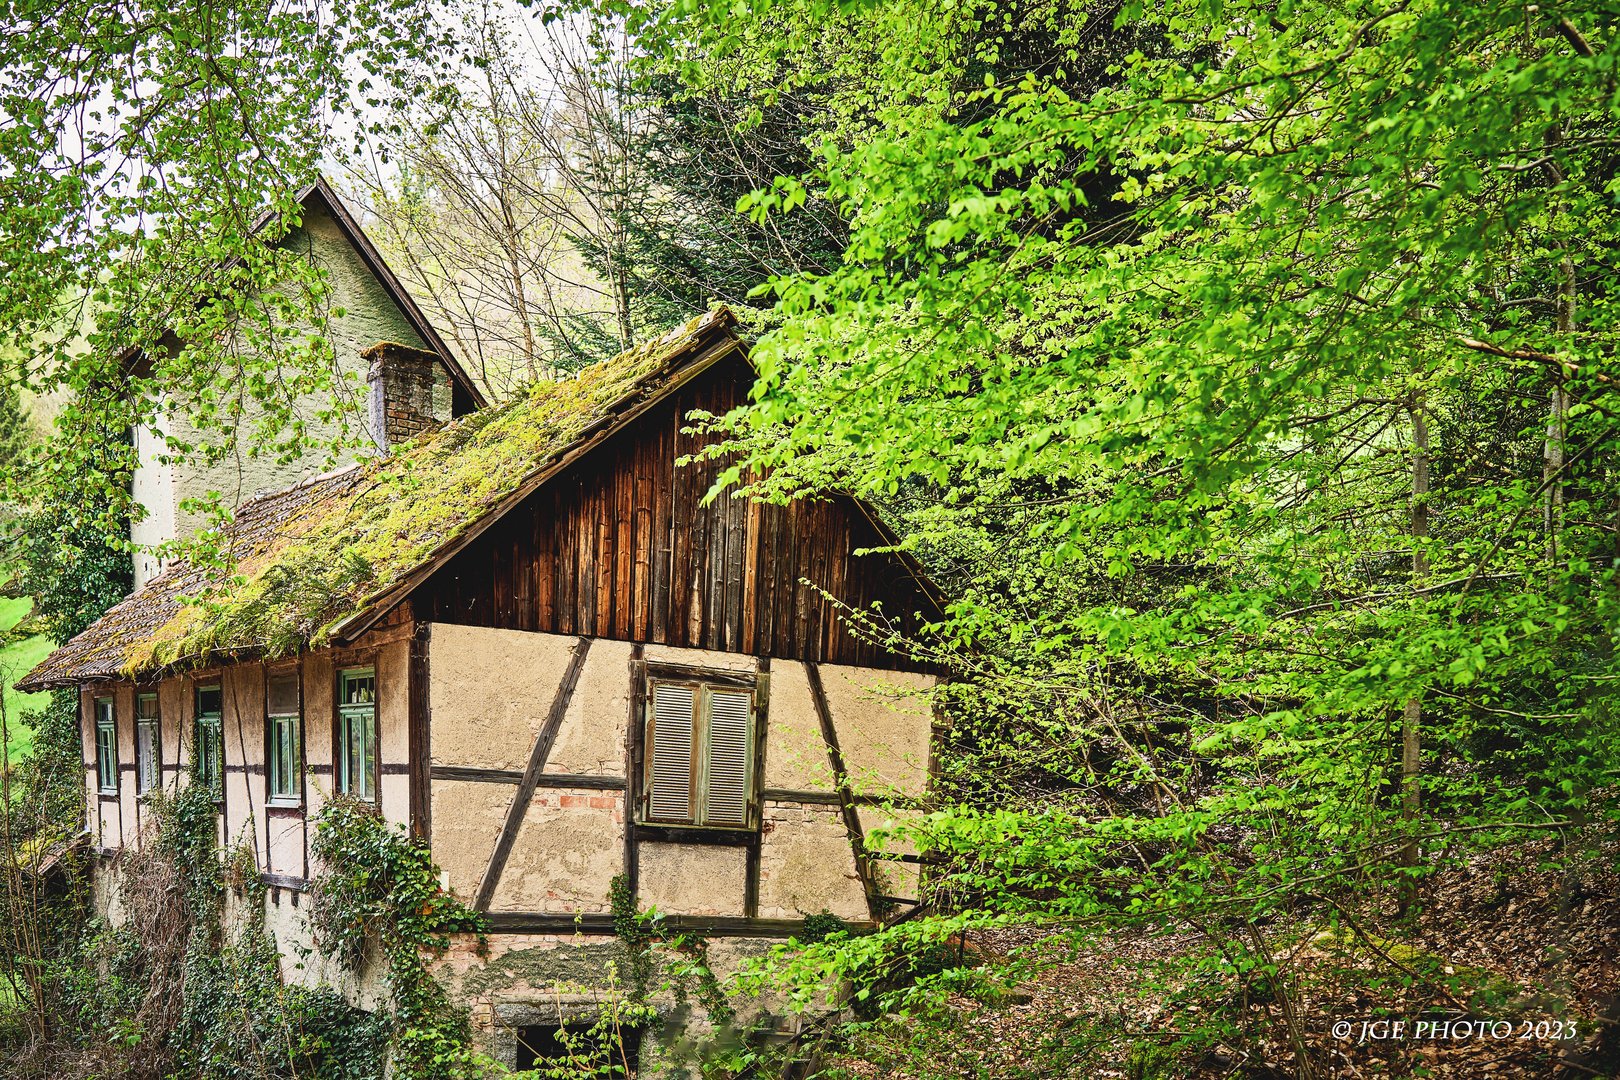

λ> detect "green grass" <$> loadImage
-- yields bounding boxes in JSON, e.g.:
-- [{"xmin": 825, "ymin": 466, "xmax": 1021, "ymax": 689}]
[{"xmin": 0, "ymin": 592, "xmax": 53, "ymax": 762}]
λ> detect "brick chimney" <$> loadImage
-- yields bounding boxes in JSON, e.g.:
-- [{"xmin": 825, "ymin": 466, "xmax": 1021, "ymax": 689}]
[{"xmin": 363, "ymin": 342, "xmax": 452, "ymax": 452}]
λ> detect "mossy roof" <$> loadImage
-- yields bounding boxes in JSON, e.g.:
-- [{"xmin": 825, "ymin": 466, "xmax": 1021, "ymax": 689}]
[{"xmin": 18, "ymin": 307, "xmax": 739, "ymax": 691}]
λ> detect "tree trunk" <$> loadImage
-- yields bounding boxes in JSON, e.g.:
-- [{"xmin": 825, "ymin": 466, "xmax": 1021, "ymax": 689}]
[
  {"xmin": 1398, "ymin": 390, "xmax": 1429, "ymax": 917},
  {"xmin": 1545, "ymin": 252, "xmax": 1573, "ymax": 549}
]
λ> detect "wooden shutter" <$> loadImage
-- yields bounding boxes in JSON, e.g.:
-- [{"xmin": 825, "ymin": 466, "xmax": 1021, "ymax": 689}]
[
  {"xmin": 702, "ymin": 689, "xmax": 752, "ymax": 826},
  {"xmin": 648, "ymin": 683, "xmax": 696, "ymax": 822}
]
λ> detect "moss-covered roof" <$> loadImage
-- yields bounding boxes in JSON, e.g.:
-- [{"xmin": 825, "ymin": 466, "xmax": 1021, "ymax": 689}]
[{"xmin": 18, "ymin": 307, "xmax": 738, "ymax": 690}]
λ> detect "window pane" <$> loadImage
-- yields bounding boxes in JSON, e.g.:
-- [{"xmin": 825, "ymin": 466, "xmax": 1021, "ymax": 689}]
[
  {"xmin": 136, "ymin": 692, "xmax": 159, "ymax": 720},
  {"xmin": 338, "ymin": 707, "xmax": 376, "ymax": 800},
  {"xmin": 338, "ymin": 670, "xmax": 375, "ymax": 800},
  {"xmin": 338, "ymin": 714, "xmax": 350, "ymax": 794},
  {"xmin": 341, "ymin": 671, "xmax": 375, "ymax": 706},
  {"xmin": 647, "ymin": 683, "xmax": 696, "ymax": 822},
  {"xmin": 360, "ymin": 713, "xmax": 375, "ymax": 799},
  {"xmin": 196, "ymin": 686, "xmax": 222, "ymax": 717},
  {"xmin": 702, "ymin": 689, "xmax": 752, "ymax": 827},
  {"xmin": 270, "ymin": 716, "xmax": 296, "ymax": 799},
  {"xmin": 196, "ymin": 717, "xmax": 222, "ymax": 794},
  {"xmin": 95, "ymin": 701, "xmax": 117, "ymax": 792}
]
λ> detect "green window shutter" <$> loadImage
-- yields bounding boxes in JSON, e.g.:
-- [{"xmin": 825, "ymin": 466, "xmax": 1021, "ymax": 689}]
[
  {"xmin": 702, "ymin": 689, "xmax": 752, "ymax": 827},
  {"xmin": 648, "ymin": 683, "xmax": 696, "ymax": 822}
]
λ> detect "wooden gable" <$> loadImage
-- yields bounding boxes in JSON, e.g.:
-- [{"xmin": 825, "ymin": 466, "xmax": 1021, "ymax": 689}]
[{"xmin": 410, "ymin": 352, "xmax": 939, "ymax": 669}]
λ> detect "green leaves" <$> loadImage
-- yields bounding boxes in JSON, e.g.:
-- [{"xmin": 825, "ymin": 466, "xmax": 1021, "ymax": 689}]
[
  {"xmin": 593, "ymin": 0, "xmax": 1620, "ymax": 1023},
  {"xmin": 309, "ymin": 797, "xmax": 488, "ymax": 1078}
]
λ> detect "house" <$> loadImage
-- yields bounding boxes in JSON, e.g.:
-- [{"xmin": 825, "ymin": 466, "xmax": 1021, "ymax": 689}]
[
  {"xmin": 19, "ymin": 289, "xmax": 943, "ymax": 1068},
  {"xmin": 127, "ymin": 177, "xmax": 486, "ymax": 588}
]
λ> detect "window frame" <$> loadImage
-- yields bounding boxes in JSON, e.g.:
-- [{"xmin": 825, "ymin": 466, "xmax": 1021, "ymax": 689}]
[
  {"xmin": 93, "ymin": 696, "xmax": 118, "ymax": 795},
  {"xmin": 336, "ymin": 667, "xmax": 378, "ymax": 803},
  {"xmin": 194, "ymin": 683, "xmax": 223, "ymax": 801},
  {"xmin": 135, "ymin": 691, "xmax": 161, "ymax": 796},
  {"xmin": 639, "ymin": 668, "xmax": 760, "ymax": 832},
  {"xmin": 265, "ymin": 670, "xmax": 303, "ymax": 807}
]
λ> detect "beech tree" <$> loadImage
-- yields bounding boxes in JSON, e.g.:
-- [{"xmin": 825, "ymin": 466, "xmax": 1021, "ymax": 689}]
[{"xmin": 597, "ymin": 0, "xmax": 1620, "ymax": 1064}]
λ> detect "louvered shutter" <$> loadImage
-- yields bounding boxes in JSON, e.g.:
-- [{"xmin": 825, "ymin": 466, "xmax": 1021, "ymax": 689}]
[
  {"xmin": 648, "ymin": 683, "xmax": 696, "ymax": 822},
  {"xmin": 702, "ymin": 689, "xmax": 752, "ymax": 826}
]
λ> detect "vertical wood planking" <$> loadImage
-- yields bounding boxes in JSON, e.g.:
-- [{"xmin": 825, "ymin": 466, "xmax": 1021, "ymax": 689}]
[
  {"xmin": 651, "ymin": 411, "xmax": 672, "ymax": 642},
  {"xmin": 412, "ymin": 356, "xmax": 938, "ymax": 670}
]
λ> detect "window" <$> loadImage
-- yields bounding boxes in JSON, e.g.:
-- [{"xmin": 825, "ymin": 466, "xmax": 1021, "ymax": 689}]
[
  {"xmin": 516, "ymin": 1023, "xmax": 641, "ymax": 1075},
  {"xmin": 337, "ymin": 669, "xmax": 376, "ymax": 801},
  {"xmin": 267, "ymin": 673, "xmax": 302, "ymax": 804},
  {"xmin": 94, "ymin": 697, "xmax": 117, "ymax": 794},
  {"xmin": 195, "ymin": 685, "xmax": 223, "ymax": 798},
  {"xmin": 135, "ymin": 692, "xmax": 160, "ymax": 795},
  {"xmin": 642, "ymin": 677, "xmax": 755, "ymax": 829}
]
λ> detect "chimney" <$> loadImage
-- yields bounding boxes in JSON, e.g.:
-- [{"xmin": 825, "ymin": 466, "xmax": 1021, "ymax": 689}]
[{"xmin": 363, "ymin": 342, "xmax": 452, "ymax": 452}]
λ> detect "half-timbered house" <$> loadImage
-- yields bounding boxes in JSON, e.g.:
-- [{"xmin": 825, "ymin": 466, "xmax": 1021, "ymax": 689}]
[{"xmin": 18, "ymin": 304, "xmax": 943, "ymax": 1069}]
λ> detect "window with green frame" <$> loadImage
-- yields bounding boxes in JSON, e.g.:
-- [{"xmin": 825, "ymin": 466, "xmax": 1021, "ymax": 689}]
[
  {"xmin": 94, "ymin": 697, "xmax": 117, "ymax": 794},
  {"xmin": 337, "ymin": 669, "xmax": 376, "ymax": 801},
  {"xmin": 136, "ymin": 692, "xmax": 160, "ymax": 795},
  {"xmin": 267, "ymin": 672, "xmax": 302, "ymax": 804},
  {"xmin": 195, "ymin": 684, "xmax": 223, "ymax": 798}
]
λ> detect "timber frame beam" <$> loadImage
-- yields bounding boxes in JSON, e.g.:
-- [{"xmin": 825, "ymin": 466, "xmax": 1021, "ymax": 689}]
[{"xmin": 472, "ymin": 637, "xmax": 593, "ymax": 911}]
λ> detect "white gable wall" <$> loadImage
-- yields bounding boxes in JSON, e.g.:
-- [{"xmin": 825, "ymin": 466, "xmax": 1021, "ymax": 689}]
[{"xmin": 129, "ymin": 198, "xmax": 447, "ymax": 589}]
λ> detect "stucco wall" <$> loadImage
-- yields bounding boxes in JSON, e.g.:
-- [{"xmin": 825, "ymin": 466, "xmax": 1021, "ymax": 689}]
[
  {"xmin": 430, "ymin": 777, "xmax": 512, "ymax": 899},
  {"xmin": 130, "ymin": 409, "xmax": 176, "ymax": 589},
  {"xmin": 427, "ymin": 627, "xmax": 627, "ymax": 911},
  {"xmin": 220, "ymin": 665, "xmax": 266, "ymax": 856},
  {"xmin": 762, "ymin": 661, "xmax": 838, "ymax": 792},
  {"xmin": 422, "ymin": 625, "xmax": 936, "ymax": 926},
  {"xmin": 377, "ymin": 637, "xmax": 412, "ymax": 828},
  {"xmin": 494, "ymin": 790, "xmax": 624, "ymax": 912},
  {"xmin": 756, "ymin": 800, "xmax": 869, "ymax": 921},
  {"xmin": 303, "ymin": 652, "xmax": 336, "ymax": 831},
  {"xmin": 547, "ymin": 638, "xmax": 634, "ymax": 777},
  {"xmin": 428, "ymin": 625, "xmax": 579, "ymax": 771},
  {"xmin": 816, "ymin": 664, "xmax": 935, "ymax": 798},
  {"xmin": 637, "ymin": 842, "xmax": 748, "ymax": 917}
]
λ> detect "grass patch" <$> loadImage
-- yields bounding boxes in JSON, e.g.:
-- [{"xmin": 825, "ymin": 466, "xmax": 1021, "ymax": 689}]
[{"xmin": 0, "ymin": 591, "xmax": 53, "ymax": 761}]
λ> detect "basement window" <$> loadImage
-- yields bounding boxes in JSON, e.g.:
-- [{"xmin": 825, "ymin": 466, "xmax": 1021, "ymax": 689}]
[
  {"xmin": 94, "ymin": 697, "xmax": 117, "ymax": 794},
  {"xmin": 195, "ymin": 685, "xmax": 223, "ymax": 799},
  {"xmin": 266, "ymin": 673, "xmax": 302, "ymax": 804},
  {"xmin": 514, "ymin": 1023, "xmax": 641, "ymax": 1076},
  {"xmin": 642, "ymin": 676, "xmax": 756, "ymax": 829},
  {"xmin": 135, "ymin": 692, "xmax": 160, "ymax": 795},
  {"xmin": 337, "ymin": 669, "xmax": 376, "ymax": 801}
]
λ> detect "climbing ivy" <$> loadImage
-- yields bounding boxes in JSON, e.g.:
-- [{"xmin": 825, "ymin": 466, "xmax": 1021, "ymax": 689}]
[{"xmin": 309, "ymin": 795, "xmax": 489, "ymax": 1079}]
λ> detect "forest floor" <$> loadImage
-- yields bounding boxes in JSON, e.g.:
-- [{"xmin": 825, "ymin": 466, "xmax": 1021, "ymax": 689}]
[{"xmin": 827, "ymin": 836, "xmax": 1620, "ymax": 1079}]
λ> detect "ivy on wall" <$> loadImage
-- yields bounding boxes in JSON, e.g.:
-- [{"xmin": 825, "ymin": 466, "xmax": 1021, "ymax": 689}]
[{"xmin": 309, "ymin": 795, "xmax": 489, "ymax": 1079}]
